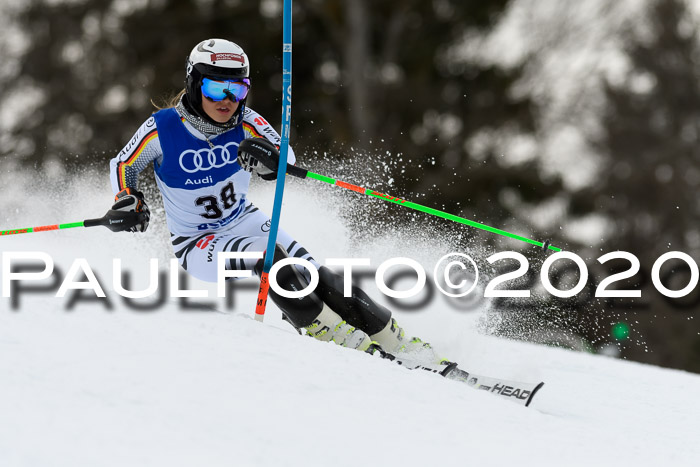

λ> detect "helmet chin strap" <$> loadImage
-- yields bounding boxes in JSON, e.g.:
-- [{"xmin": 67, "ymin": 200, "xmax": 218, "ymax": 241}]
[
  {"xmin": 178, "ymin": 94, "xmax": 243, "ymax": 137},
  {"xmin": 181, "ymin": 93, "xmax": 243, "ymax": 133}
]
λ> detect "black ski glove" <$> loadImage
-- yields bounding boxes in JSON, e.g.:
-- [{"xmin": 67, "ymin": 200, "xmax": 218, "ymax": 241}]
[
  {"xmin": 237, "ymin": 137, "xmax": 279, "ymax": 181},
  {"xmin": 105, "ymin": 188, "xmax": 150, "ymax": 232}
]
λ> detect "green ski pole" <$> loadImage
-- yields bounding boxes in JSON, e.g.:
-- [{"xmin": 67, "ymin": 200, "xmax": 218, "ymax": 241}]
[
  {"xmin": 1, "ymin": 213, "xmax": 144, "ymax": 237},
  {"xmin": 278, "ymin": 163, "xmax": 561, "ymax": 252}
]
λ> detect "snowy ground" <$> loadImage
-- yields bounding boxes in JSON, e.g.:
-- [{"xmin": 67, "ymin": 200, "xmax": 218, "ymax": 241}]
[{"xmin": 2, "ymin": 172, "xmax": 700, "ymax": 466}]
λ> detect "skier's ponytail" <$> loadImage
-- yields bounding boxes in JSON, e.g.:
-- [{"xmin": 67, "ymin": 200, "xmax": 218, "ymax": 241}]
[{"xmin": 150, "ymin": 89, "xmax": 186, "ymax": 112}]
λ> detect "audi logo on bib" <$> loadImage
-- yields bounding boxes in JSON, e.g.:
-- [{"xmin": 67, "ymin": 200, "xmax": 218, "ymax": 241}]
[{"xmin": 179, "ymin": 142, "xmax": 239, "ymax": 173}]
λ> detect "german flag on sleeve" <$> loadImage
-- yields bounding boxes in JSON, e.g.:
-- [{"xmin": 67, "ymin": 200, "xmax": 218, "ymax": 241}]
[
  {"xmin": 242, "ymin": 122, "xmax": 263, "ymax": 139},
  {"xmin": 117, "ymin": 129, "xmax": 158, "ymax": 190}
]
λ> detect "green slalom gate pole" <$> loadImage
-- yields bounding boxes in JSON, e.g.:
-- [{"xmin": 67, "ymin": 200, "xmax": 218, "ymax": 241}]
[{"xmin": 281, "ymin": 164, "xmax": 561, "ymax": 252}]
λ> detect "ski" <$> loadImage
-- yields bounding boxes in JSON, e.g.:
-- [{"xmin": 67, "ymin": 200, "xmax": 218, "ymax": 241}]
[
  {"xmin": 440, "ymin": 363, "xmax": 544, "ymax": 407},
  {"xmin": 372, "ymin": 346, "xmax": 544, "ymax": 407}
]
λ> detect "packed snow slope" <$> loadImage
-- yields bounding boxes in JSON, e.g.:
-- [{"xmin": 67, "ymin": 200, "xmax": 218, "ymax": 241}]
[{"xmin": 1, "ymin": 171, "xmax": 700, "ymax": 467}]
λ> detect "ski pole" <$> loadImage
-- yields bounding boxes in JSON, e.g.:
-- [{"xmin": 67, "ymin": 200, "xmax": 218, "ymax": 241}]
[
  {"xmin": 254, "ymin": 0, "xmax": 293, "ymax": 322},
  {"xmin": 276, "ymin": 163, "xmax": 561, "ymax": 252},
  {"xmin": 1, "ymin": 221, "xmax": 89, "ymax": 236},
  {"xmin": 1, "ymin": 213, "xmax": 145, "ymax": 236}
]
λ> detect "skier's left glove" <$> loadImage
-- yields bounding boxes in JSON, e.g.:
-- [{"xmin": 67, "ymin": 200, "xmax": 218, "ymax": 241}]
[
  {"xmin": 105, "ymin": 188, "xmax": 150, "ymax": 233},
  {"xmin": 237, "ymin": 137, "xmax": 279, "ymax": 181}
]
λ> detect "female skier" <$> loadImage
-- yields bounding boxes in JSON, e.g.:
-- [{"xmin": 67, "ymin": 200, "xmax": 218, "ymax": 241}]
[{"xmin": 107, "ymin": 38, "xmax": 444, "ymax": 371}]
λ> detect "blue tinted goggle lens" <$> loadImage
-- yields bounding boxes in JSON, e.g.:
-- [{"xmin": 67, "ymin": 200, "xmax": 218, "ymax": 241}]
[{"xmin": 201, "ymin": 78, "xmax": 250, "ymax": 102}]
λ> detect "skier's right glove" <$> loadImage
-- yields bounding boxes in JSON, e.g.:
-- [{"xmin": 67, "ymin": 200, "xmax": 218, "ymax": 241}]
[
  {"xmin": 237, "ymin": 137, "xmax": 279, "ymax": 181},
  {"xmin": 105, "ymin": 188, "xmax": 150, "ymax": 233}
]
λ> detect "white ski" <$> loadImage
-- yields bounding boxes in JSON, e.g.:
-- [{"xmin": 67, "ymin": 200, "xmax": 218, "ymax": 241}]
[{"xmin": 441, "ymin": 363, "xmax": 544, "ymax": 407}]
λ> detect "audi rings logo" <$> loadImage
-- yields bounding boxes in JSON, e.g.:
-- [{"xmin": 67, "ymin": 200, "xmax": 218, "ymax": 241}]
[{"xmin": 179, "ymin": 142, "xmax": 239, "ymax": 173}]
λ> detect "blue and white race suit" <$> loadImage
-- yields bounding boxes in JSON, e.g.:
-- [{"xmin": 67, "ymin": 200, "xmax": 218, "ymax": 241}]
[{"xmin": 109, "ymin": 106, "xmax": 317, "ymax": 282}]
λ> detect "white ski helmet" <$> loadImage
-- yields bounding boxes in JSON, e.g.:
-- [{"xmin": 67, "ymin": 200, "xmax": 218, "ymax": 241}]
[{"xmin": 185, "ymin": 38, "xmax": 250, "ymax": 126}]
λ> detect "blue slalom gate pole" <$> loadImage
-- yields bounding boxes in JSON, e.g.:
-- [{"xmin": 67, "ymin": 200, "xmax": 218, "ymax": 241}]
[{"xmin": 255, "ymin": 0, "xmax": 292, "ymax": 322}]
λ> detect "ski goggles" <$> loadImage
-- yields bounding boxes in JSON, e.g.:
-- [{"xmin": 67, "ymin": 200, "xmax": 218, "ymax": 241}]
[{"xmin": 201, "ymin": 77, "xmax": 251, "ymax": 102}]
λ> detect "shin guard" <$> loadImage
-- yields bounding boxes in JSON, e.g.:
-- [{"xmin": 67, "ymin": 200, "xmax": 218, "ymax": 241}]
[{"xmin": 254, "ymin": 244, "xmax": 323, "ymax": 328}]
